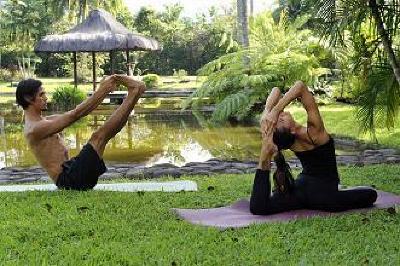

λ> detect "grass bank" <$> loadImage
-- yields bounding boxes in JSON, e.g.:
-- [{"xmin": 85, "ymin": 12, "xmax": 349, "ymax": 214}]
[
  {"xmin": 0, "ymin": 164, "xmax": 399, "ymax": 264},
  {"xmin": 0, "ymin": 76, "xmax": 203, "ymax": 94},
  {"xmin": 288, "ymin": 103, "xmax": 400, "ymax": 149}
]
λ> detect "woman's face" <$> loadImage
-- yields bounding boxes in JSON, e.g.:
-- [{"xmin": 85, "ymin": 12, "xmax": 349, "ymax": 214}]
[{"xmin": 276, "ymin": 111, "xmax": 295, "ymax": 131}]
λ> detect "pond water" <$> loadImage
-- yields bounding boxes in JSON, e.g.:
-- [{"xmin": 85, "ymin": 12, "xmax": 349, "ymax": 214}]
[
  {"xmin": 0, "ymin": 109, "xmax": 263, "ymax": 168},
  {"xmin": 0, "ymin": 109, "xmax": 363, "ymax": 169}
]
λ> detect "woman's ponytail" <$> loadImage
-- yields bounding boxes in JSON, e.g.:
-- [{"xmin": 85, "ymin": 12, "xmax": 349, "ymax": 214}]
[{"xmin": 273, "ymin": 150, "xmax": 295, "ymax": 194}]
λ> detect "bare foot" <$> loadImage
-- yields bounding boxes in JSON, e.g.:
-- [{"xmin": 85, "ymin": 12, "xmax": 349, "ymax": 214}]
[
  {"xmin": 114, "ymin": 75, "xmax": 146, "ymax": 94},
  {"xmin": 99, "ymin": 75, "xmax": 117, "ymax": 92}
]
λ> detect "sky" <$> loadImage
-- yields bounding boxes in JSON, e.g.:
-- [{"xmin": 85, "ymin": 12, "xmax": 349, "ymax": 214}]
[{"xmin": 122, "ymin": 0, "xmax": 275, "ymax": 17}]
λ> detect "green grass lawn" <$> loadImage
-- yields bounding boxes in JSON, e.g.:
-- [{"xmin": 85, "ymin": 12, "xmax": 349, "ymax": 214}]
[
  {"xmin": 287, "ymin": 103, "xmax": 400, "ymax": 149},
  {"xmin": 0, "ymin": 164, "xmax": 399, "ymax": 265},
  {"xmin": 0, "ymin": 78, "xmax": 92, "ymax": 94},
  {"xmin": 0, "ymin": 76, "xmax": 203, "ymax": 94}
]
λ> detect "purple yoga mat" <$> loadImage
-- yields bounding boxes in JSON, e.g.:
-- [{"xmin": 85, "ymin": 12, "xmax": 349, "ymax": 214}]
[{"xmin": 173, "ymin": 190, "xmax": 400, "ymax": 229}]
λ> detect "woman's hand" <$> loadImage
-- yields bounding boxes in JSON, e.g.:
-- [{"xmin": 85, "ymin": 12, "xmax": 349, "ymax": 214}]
[
  {"xmin": 258, "ymin": 120, "xmax": 277, "ymax": 170},
  {"xmin": 260, "ymin": 108, "xmax": 279, "ymax": 138},
  {"xmin": 262, "ymin": 108, "xmax": 279, "ymax": 128}
]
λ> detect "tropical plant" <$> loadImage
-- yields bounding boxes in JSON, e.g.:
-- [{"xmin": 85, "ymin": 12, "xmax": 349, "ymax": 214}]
[
  {"xmin": 184, "ymin": 12, "xmax": 327, "ymax": 122},
  {"xmin": 52, "ymin": 85, "xmax": 86, "ymax": 110},
  {"xmin": 0, "ymin": 0, "xmax": 56, "ymax": 78},
  {"xmin": 134, "ymin": 5, "xmax": 237, "ymax": 75},
  {"xmin": 313, "ymin": 0, "xmax": 400, "ymax": 137},
  {"xmin": 142, "ymin": 74, "xmax": 161, "ymax": 88},
  {"xmin": 51, "ymin": 0, "xmax": 124, "ymax": 23},
  {"xmin": 0, "ymin": 68, "xmax": 19, "ymax": 82}
]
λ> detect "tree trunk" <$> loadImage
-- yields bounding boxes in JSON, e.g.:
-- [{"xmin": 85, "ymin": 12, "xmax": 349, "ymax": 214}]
[
  {"xmin": 369, "ymin": 0, "xmax": 400, "ymax": 85},
  {"xmin": 249, "ymin": 0, "xmax": 254, "ymax": 18},
  {"xmin": 237, "ymin": 0, "xmax": 249, "ymax": 48}
]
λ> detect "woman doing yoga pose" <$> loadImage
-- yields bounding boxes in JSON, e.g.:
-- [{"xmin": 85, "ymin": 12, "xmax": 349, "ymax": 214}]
[{"xmin": 250, "ymin": 81, "xmax": 377, "ymax": 215}]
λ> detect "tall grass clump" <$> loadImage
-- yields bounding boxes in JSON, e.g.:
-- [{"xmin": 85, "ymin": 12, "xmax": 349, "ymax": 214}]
[{"xmin": 52, "ymin": 85, "xmax": 86, "ymax": 110}]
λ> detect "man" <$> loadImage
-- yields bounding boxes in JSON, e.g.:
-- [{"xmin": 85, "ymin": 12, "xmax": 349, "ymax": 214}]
[{"xmin": 16, "ymin": 75, "xmax": 145, "ymax": 190}]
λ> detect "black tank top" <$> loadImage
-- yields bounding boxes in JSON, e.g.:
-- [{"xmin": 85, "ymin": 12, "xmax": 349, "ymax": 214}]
[{"xmin": 294, "ymin": 136, "xmax": 339, "ymax": 181}]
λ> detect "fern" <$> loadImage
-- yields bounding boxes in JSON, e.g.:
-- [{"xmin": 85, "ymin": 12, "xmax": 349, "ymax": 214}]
[
  {"xmin": 211, "ymin": 91, "xmax": 251, "ymax": 122},
  {"xmin": 183, "ymin": 11, "xmax": 327, "ymax": 122}
]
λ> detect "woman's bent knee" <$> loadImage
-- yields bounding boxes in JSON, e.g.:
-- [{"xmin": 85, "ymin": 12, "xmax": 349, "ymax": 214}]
[{"xmin": 367, "ymin": 189, "xmax": 378, "ymax": 204}]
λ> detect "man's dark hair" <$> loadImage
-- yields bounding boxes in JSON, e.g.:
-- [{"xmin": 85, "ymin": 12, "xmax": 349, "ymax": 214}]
[
  {"xmin": 273, "ymin": 127, "xmax": 295, "ymax": 150},
  {"xmin": 16, "ymin": 79, "xmax": 42, "ymax": 110}
]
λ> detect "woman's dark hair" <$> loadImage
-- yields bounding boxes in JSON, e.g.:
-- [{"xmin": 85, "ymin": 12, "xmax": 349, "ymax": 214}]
[
  {"xmin": 16, "ymin": 79, "xmax": 42, "ymax": 110},
  {"xmin": 273, "ymin": 127, "xmax": 295, "ymax": 150},
  {"xmin": 273, "ymin": 151, "xmax": 295, "ymax": 194}
]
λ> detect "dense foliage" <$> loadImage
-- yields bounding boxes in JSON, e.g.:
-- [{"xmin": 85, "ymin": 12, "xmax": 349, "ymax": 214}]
[
  {"xmin": 0, "ymin": 1, "xmax": 235, "ymax": 77},
  {"xmin": 184, "ymin": 12, "xmax": 328, "ymax": 122},
  {"xmin": 1, "ymin": 0, "xmax": 400, "ymax": 134}
]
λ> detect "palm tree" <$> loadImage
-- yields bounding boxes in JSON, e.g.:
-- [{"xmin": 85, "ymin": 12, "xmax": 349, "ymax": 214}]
[
  {"xmin": 316, "ymin": 0, "xmax": 400, "ymax": 83},
  {"xmin": 315, "ymin": 0, "xmax": 400, "ymax": 137},
  {"xmin": 52, "ymin": 0, "xmax": 123, "ymax": 23},
  {"xmin": 236, "ymin": 0, "xmax": 249, "ymax": 48}
]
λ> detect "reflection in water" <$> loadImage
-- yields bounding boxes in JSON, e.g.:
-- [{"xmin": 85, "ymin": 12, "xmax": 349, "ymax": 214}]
[
  {"xmin": 0, "ymin": 111, "xmax": 262, "ymax": 168},
  {"xmin": 146, "ymin": 140, "xmax": 213, "ymax": 167}
]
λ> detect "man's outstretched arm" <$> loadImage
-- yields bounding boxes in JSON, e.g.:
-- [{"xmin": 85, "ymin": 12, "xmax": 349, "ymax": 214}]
[
  {"xmin": 30, "ymin": 76, "xmax": 116, "ymax": 140},
  {"xmin": 69, "ymin": 76, "xmax": 117, "ymax": 120}
]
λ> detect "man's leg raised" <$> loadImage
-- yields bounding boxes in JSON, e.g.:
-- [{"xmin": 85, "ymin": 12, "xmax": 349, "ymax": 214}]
[{"xmin": 88, "ymin": 84, "xmax": 144, "ymax": 157}]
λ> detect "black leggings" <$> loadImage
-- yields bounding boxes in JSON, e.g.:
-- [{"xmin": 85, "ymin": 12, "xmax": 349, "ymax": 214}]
[{"xmin": 250, "ymin": 169, "xmax": 378, "ymax": 215}]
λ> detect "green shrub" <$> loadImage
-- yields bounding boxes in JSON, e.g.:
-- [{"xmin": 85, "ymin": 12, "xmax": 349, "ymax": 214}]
[
  {"xmin": 142, "ymin": 74, "xmax": 160, "ymax": 88},
  {"xmin": 52, "ymin": 85, "xmax": 86, "ymax": 110},
  {"xmin": 173, "ymin": 69, "xmax": 188, "ymax": 78},
  {"xmin": 0, "ymin": 68, "xmax": 21, "ymax": 82},
  {"xmin": 173, "ymin": 69, "xmax": 190, "ymax": 82},
  {"xmin": 0, "ymin": 69, "xmax": 13, "ymax": 82}
]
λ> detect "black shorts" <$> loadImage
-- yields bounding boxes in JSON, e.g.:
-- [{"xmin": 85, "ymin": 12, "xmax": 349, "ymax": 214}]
[{"xmin": 56, "ymin": 143, "xmax": 107, "ymax": 190}]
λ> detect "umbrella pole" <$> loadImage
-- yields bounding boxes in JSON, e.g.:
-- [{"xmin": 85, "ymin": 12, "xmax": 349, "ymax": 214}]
[
  {"xmin": 110, "ymin": 51, "xmax": 115, "ymax": 74},
  {"xmin": 73, "ymin": 52, "xmax": 78, "ymax": 89},
  {"xmin": 92, "ymin": 52, "xmax": 96, "ymax": 91},
  {"xmin": 126, "ymin": 50, "xmax": 130, "ymax": 75}
]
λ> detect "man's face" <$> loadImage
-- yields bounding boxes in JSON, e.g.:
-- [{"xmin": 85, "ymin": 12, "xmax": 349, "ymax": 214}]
[
  {"xmin": 276, "ymin": 111, "xmax": 295, "ymax": 131},
  {"xmin": 32, "ymin": 87, "xmax": 48, "ymax": 111}
]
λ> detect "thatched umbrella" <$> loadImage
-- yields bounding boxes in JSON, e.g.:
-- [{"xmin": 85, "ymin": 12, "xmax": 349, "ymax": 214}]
[{"xmin": 35, "ymin": 9, "xmax": 161, "ymax": 90}]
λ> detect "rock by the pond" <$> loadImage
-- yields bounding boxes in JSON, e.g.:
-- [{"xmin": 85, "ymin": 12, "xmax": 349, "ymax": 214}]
[
  {"xmin": 151, "ymin": 168, "xmax": 182, "ymax": 178},
  {"xmin": 101, "ymin": 172, "xmax": 123, "ymax": 180},
  {"xmin": 126, "ymin": 167, "xmax": 146, "ymax": 179},
  {"xmin": 1, "ymin": 146, "xmax": 400, "ymax": 185},
  {"xmin": 224, "ymin": 169, "xmax": 245, "ymax": 174}
]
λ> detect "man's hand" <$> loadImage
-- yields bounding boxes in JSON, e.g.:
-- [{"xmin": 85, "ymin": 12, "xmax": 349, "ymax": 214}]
[
  {"xmin": 114, "ymin": 75, "xmax": 146, "ymax": 94},
  {"xmin": 98, "ymin": 75, "xmax": 117, "ymax": 93}
]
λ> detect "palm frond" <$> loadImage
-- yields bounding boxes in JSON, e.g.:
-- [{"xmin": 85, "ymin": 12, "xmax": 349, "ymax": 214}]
[{"xmin": 356, "ymin": 61, "xmax": 400, "ymax": 140}]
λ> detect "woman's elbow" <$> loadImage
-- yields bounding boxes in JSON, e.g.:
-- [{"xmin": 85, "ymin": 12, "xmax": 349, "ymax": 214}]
[{"xmin": 295, "ymin": 80, "xmax": 306, "ymax": 88}]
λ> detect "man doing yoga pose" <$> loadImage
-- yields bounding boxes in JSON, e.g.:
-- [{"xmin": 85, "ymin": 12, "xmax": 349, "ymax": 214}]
[
  {"xmin": 16, "ymin": 75, "xmax": 145, "ymax": 190},
  {"xmin": 250, "ymin": 81, "xmax": 377, "ymax": 215}
]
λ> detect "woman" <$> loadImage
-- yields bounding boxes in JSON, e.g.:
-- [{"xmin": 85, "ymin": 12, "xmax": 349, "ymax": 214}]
[{"xmin": 250, "ymin": 81, "xmax": 377, "ymax": 215}]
